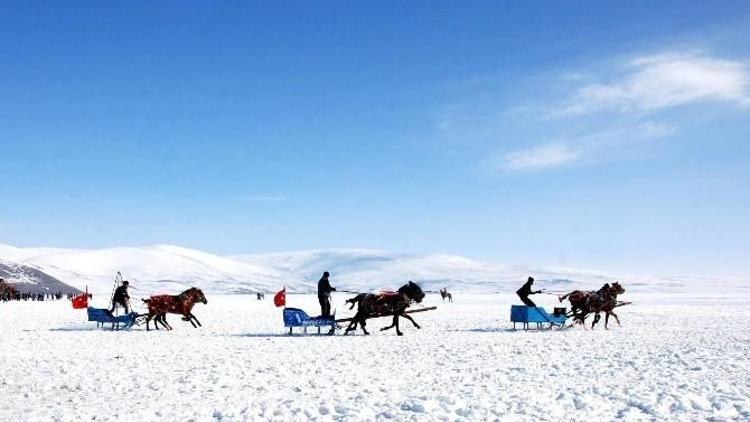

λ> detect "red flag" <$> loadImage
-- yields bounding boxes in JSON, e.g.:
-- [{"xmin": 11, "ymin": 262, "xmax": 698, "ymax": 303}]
[
  {"xmin": 71, "ymin": 293, "xmax": 88, "ymax": 309},
  {"xmin": 273, "ymin": 287, "xmax": 286, "ymax": 307}
]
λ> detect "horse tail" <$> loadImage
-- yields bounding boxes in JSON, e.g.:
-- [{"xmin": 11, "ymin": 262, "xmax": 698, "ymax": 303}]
[
  {"xmin": 345, "ymin": 297, "xmax": 357, "ymax": 310},
  {"xmin": 346, "ymin": 293, "xmax": 365, "ymax": 310}
]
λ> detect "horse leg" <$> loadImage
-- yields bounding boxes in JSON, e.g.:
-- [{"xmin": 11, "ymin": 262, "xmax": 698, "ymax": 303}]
[
  {"xmin": 381, "ymin": 315, "xmax": 397, "ymax": 331},
  {"xmin": 345, "ymin": 312, "xmax": 361, "ymax": 334},
  {"xmin": 146, "ymin": 314, "xmax": 153, "ymax": 331},
  {"xmin": 160, "ymin": 314, "xmax": 173, "ymax": 330},
  {"xmin": 394, "ymin": 315, "xmax": 402, "ymax": 336},
  {"xmin": 360, "ymin": 319, "xmax": 369, "ymax": 335},
  {"xmin": 401, "ymin": 312, "xmax": 421, "ymax": 329},
  {"xmin": 591, "ymin": 312, "xmax": 600, "ymax": 329},
  {"xmin": 344, "ymin": 319, "xmax": 356, "ymax": 334},
  {"xmin": 611, "ymin": 310, "xmax": 621, "ymax": 326},
  {"xmin": 190, "ymin": 313, "xmax": 202, "ymax": 327},
  {"xmin": 186, "ymin": 314, "xmax": 197, "ymax": 328}
]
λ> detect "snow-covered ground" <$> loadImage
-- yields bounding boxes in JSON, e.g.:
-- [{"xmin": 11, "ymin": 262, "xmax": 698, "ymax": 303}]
[{"xmin": 1, "ymin": 292, "xmax": 748, "ymax": 421}]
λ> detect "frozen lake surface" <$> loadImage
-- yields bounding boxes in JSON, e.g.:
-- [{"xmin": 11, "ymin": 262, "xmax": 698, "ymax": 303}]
[{"xmin": 1, "ymin": 292, "xmax": 748, "ymax": 421}]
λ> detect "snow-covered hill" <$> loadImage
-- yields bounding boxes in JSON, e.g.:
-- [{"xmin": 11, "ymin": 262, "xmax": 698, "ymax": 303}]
[
  {"xmin": 231, "ymin": 249, "xmax": 618, "ymax": 293},
  {"xmin": 0, "ymin": 244, "xmax": 301, "ymax": 295},
  {"xmin": 0, "ymin": 244, "xmax": 743, "ymax": 295}
]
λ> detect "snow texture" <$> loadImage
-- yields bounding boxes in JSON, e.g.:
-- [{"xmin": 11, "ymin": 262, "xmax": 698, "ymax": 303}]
[{"xmin": 1, "ymin": 292, "xmax": 748, "ymax": 421}]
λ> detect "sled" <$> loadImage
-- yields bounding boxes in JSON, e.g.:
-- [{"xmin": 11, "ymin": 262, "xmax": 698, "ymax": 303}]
[
  {"xmin": 510, "ymin": 305, "xmax": 567, "ymax": 330},
  {"xmin": 87, "ymin": 307, "xmax": 141, "ymax": 331},
  {"xmin": 283, "ymin": 308, "xmax": 337, "ymax": 335}
]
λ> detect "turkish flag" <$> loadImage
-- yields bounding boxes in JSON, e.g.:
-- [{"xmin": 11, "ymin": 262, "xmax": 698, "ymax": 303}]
[
  {"xmin": 71, "ymin": 293, "xmax": 88, "ymax": 309},
  {"xmin": 273, "ymin": 287, "xmax": 286, "ymax": 308}
]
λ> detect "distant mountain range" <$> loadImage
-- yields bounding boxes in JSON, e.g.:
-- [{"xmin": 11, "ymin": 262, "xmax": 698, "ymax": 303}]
[{"xmin": 0, "ymin": 243, "xmax": 742, "ymax": 295}]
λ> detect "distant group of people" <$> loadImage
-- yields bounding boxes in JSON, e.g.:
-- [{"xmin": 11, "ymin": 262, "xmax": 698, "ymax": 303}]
[{"xmin": 0, "ymin": 278, "xmax": 85, "ymax": 302}]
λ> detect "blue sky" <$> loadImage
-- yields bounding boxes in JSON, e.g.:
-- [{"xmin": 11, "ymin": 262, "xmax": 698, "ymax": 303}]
[{"xmin": 1, "ymin": 2, "xmax": 748, "ymax": 276}]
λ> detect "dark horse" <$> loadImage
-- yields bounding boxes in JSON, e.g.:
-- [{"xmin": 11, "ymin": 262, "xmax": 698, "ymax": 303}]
[
  {"xmin": 590, "ymin": 282, "xmax": 626, "ymax": 329},
  {"xmin": 559, "ymin": 282, "xmax": 625, "ymax": 329},
  {"xmin": 142, "ymin": 287, "xmax": 208, "ymax": 331},
  {"xmin": 344, "ymin": 281, "xmax": 425, "ymax": 336},
  {"xmin": 439, "ymin": 287, "xmax": 452, "ymax": 303}
]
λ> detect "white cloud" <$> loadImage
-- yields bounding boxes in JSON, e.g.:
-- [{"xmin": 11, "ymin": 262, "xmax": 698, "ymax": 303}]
[
  {"xmin": 561, "ymin": 53, "xmax": 750, "ymax": 114},
  {"xmin": 496, "ymin": 144, "xmax": 581, "ymax": 171},
  {"xmin": 493, "ymin": 121, "xmax": 676, "ymax": 172},
  {"xmin": 437, "ymin": 50, "xmax": 742, "ymax": 174}
]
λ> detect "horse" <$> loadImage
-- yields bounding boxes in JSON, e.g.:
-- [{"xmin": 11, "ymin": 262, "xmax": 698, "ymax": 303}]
[
  {"xmin": 590, "ymin": 282, "xmax": 625, "ymax": 329},
  {"xmin": 344, "ymin": 281, "xmax": 425, "ymax": 336},
  {"xmin": 439, "ymin": 287, "xmax": 452, "ymax": 303},
  {"xmin": 256, "ymin": 292, "xmax": 265, "ymax": 301},
  {"xmin": 560, "ymin": 282, "xmax": 625, "ymax": 329},
  {"xmin": 142, "ymin": 287, "xmax": 208, "ymax": 331}
]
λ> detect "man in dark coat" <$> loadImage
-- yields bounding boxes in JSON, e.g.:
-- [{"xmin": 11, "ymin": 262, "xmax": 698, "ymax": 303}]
[
  {"xmin": 109, "ymin": 280, "xmax": 130, "ymax": 314},
  {"xmin": 317, "ymin": 271, "xmax": 336, "ymax": 317},
  {"xmin": 516, "ymin": 276, "xmax": 542, "ymax": 307}
]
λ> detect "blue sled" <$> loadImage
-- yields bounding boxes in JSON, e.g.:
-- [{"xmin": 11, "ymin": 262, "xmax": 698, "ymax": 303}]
[
  {"xmin": 87, "ymin": 307, "xmax": 138, "ymax": 331},
  {"xmin": 510, "ymin": 305, "xmax": 567, "ymax": 330},
  {"xmin": 283, "ymin": 307, "xmax": 336, "ymax": 335}
]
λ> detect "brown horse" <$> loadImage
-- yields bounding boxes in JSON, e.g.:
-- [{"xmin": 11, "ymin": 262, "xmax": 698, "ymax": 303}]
[
  {"xmin": 344, "ymin": 281, "xmax": 425, "ymax": 336},
  {"xmin": 560, "ymin": 282, "xmax": 625, "ymax": 329},
  {"xmin": 142, "ymin": 287, "xmax": 208, "ymax": 331},
  {"xmin": 591, "ymin": 282, "xmax": 626, "ymax": 329}
]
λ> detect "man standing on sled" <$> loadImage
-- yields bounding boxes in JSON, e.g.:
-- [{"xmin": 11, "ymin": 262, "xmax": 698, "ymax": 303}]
[
  {"xmin": 516, "ymin": 276, "xmax": 543, "ymax": 307},
  {"xmin": 317, "ymin": 271, "xmax": 336, "ymax": 317},
  {"xmin": 109, "ymin": 280, "xmax": 131, "ymax": 315}
]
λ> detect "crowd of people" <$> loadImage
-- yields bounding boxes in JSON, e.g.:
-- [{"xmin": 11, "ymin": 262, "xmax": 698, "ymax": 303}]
[{"xmin": 0, "ymin": 278, "xmax": 90, "ymax": 303}]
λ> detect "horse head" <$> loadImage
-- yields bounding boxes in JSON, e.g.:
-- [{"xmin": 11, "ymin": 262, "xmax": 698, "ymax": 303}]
[
  {"xmin": 181, "ymin": 287, "xmax": 208, "ymax": 305},
  {"xmin": 610, "ymin": 282, "xmax": 625, "ymax": 295},
  {"xmin": 399, "ymin": 281, "xmax": 425, "ymax": 303}
]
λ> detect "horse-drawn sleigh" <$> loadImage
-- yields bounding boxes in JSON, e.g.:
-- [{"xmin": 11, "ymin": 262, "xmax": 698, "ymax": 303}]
[
  {"xmin": 511, "ymin": 281, "xmax": 630, "ymax": 330},
  {"xmin": 282, "ymin": 281, "xmax": 437, "ymax": 336},
  {"xmin": 83, "ymin": 283, "xmax": 208, "ymax": 331}
]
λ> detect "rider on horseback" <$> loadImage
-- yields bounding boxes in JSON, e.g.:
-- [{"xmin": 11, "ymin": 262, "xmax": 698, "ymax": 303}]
[{"xmin": 516, "ymin": 276, "xmax": 543, "ymax": 307}]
